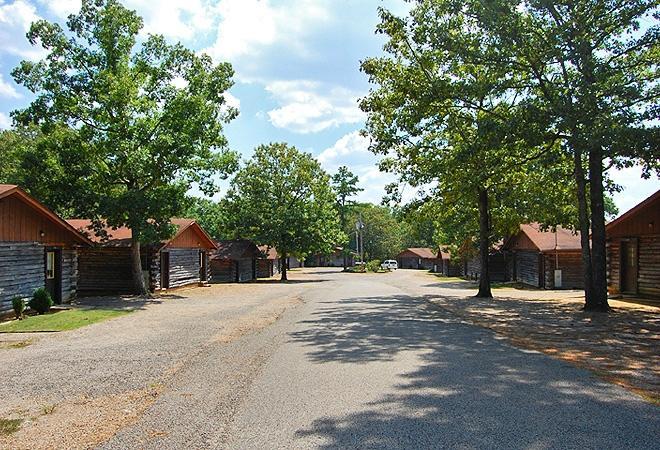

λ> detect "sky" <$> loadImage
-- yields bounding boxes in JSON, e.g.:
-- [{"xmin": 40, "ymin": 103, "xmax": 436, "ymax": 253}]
[{"xmin": 0, "ymin": 0, "xmax": 657, "ymax": 217}]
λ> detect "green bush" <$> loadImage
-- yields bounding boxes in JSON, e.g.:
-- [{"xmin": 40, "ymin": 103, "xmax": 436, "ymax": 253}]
[
  {"xmin": 28, "ymin": 288, "xmax": 53, "ymax": 315},
  {"xmin": 12, "ymin": 297, "xmax": 25, "ymax": 320},
  {"xmin": 366, "ymin": 260, "xmax": 382, "ymax": 273}
]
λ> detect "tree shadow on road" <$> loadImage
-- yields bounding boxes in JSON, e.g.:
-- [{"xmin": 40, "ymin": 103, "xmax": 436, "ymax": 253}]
[{"xmin": 289, "ymin": 294, "xmax": 659, "ymax": 449}]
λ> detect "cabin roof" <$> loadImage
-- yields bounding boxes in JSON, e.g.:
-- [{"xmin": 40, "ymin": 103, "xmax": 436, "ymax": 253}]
[
  {"xmin": 66, "ymin": 218, "xmax": 216, "ymax": 249},
  {"xmin": 510, "ymin": 223, "xmax": 582, "ymax": 252},
  {"xmin": 214, "ymin": 239, "xmax": 262, "ymax": 260},
  {"xmin": 0, "ymin": 185, "xmax": 92, "ymax": 245},
  {"xmin": 258, "ymin": 245, "xmax": 278, "ymax": 260},
  {"xmin": 397, "ymin": 247, "xmax": 438, "ymax": 259}
]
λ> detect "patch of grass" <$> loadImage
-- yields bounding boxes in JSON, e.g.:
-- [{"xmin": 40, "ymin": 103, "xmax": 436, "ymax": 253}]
[
  {"xmin": 3, "ymin": 339, "xmax": 33, "ymax": 349},
  {"xmin": 0, "ymin": 418, "xmax": 22, "ymax": 435},
  {"xmin": 41, "ymin": 404, "xmax": 56, "ymax": 415},
  {"xmin": 0, "ymin": 309, "xmax": 131, "ymax": 333},
  {"xmin": 430, "ymin": 274, "xmax": 468, "ymax": 283},
  {"xmin": 491, "ymin": 281, "xmax": 539, "ymax": 290}
]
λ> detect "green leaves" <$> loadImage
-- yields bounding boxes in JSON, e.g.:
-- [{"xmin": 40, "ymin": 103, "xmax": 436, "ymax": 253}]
[
  {"xmin": 10, "ymin": 0, "xmax": 238, "ymax": 242},
  {"xmin": 223, "ymin": 143, "xmax": 344, "ymax": 259}
]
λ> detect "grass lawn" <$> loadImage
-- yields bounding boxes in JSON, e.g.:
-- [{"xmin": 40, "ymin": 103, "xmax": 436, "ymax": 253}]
[{"xmin": 0, "ymin": 309, "xmax": 131, "ymax": 333}]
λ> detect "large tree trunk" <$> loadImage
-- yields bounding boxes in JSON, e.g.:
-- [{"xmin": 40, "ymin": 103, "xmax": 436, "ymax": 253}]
[
  {"xmin": 586, "ymin": 147, "xmax": 610, "ymax": 311},
  {"xmin": 476, "ymin": 188, "xmax": 493, "ymax": 298},
  {"xmin": 573, "ymin": 149, "xmax": 594, "ymax": 308},
  {"xmin": 130, "ymin": 234, "xmax": 148, "ymax": 295},
  {"xmin": 280, "ymin": 253, "xmax": 288, "ymax": 281}
]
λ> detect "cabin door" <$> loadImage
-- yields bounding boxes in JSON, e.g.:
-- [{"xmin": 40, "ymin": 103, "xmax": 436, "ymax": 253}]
[
  {"xmin": 200, "ymin": 251, "xmax": 208, "ymax": 282},
  {"xmin": 620, "ymin": 240, "xmax": 638, "ymax": 294},
  {"xmin": 45, "ymin": 248, "xmax": 62, "ymax": 304},
  {"xmin": 161, "ymin": 252, "xmax": 170, "ymax": 289}
]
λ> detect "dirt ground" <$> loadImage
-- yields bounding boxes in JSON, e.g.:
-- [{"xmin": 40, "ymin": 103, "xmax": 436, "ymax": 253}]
[{"xmin": 411, "ymin": 273, "xmax": 660, "ymax": 403}]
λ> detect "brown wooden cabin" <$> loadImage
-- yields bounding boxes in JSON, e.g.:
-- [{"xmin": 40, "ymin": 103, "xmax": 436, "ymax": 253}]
[
  {"xmin": 436, "ymin": 249, "xmax": 463, "ymax": 276},
  {"xmin": 606, "ymin": 190, "xmax": 660, "ymax": 300},
  {"xmin": 306, "ymin": 246, "xmax": 355, "ymax": 267},
  {"xmin": 68, "ymin": 218, "xmax": 216, "ymax": 295},
  {"xmin": 287, "ymin": 255, "xmax": 304, "ymax": 269},
  {"xmin": 0, "ymin": 185, "xmax": 91, "ymax": 313},
  {"xmin": 464, "ymin": 243, "xmax": 509, "ymax": 282},
  {"xmin": 503, "ymin": 223, "xmax": 583, "ymax": 289},
  {"xmin": 211, "ymin": 240, "xmax": 261, "ymax": 283},
  {"xmin": 257, "ymin": 245, "xmax": 281, "ymax": 278},
  {"xmin": 396, "ymin": 248, "xmax": 438, "ymax": 270}
]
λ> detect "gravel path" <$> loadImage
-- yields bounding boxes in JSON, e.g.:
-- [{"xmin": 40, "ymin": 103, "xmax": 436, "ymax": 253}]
[{"xmin": 1, "ymin": 268, "xmax": 658, "ymax": 449}]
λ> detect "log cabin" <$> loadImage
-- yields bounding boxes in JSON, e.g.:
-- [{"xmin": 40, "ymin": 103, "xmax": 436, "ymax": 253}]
[
  {"xmin": 0, "ymin": 185, "xmax": 91, "ymax": 314},
  {"xmin": 257, "ymin": 245, "xmax": 281, "ymax": 278},
  {"xmin": 606, "ymin": 190, "xmax": 660, "ymax": 300},
  {"xmin": 211, "ymin": 240, "xmax": 262, "ymax": 283},
  {"xmin": 464, "ymin": 243, "xmax": 509, "ymax": 282},
  {"xmin": 503, "ymin": 223, "xmax": 583, "ymax": 289},
  {"xmin": 396, "ymin": 248, "xmax": 438, "ymax": 270},
  {"xmin": 68, "ymin": 218, "xmax": 216, "ymax": 295},
  {"xmin": 436, "ymin": 249, "xmax": 463, "ymax": 276},
  {"xmin": 306, "ymin": 246, "xmax": 354, "ymax": 267}
]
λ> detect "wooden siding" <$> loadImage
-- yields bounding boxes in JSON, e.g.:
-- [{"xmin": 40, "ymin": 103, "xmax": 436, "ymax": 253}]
[
  {"xmin": 168, "ymin": 225, "xmax": 214, "ymax": 249},
  {"xmin": 0, "ymin": 242, "xmax": 44, "ymax": 314},
  {"xmin": 237, "ymin": 258, "xmax": 255, "ymax": 282},
  {"xmin": 466, "ymin": 253, "xmax": 507, "ymax": 281},
  {"xmin": 514, "ymin": 251, "xmax": 541, "ymax": 287},
  {"xmin": 607, "ymin": 196, "xmax": 660, "ymax": 238},
  {"xmin": 397, "ymin": 257, "xmax": 435, "ymax": 270},
  {"xmin": 542, "ymin": 252, "xmax": 584, "ymax": 289},
  {"xmin": 164, "ymin": 248, "xmax": 202, "ymax": 289},
  {"xmin": 61, "ymin": 249, "xmax": 77, "ymax": 302},
  {"xmin": 77, "ymin": 247, "xmax": 135, "ymax": 295},
  {"xmin": 608, "ymin": 236, "xmax": 660, "ymax": 299},
  {"xmin": 0, "ymin": 196, "xmax": 79, "ymax": 246},
  {"xmin": 507, "ymin": 231, "xmax": 538, "ymax": 251},
  {"xmin": 257, "ymin": 259, "xmax": 273, "ymax": 278},
  {"xmin": 210, "ymin": 259, "xmax": 235, "ymax": 283}
]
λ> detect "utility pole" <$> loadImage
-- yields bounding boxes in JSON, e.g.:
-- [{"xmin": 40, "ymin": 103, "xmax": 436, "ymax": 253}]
[{"xmin": 356, "ymin": 215, "xmax": 365, "ymax": 263}]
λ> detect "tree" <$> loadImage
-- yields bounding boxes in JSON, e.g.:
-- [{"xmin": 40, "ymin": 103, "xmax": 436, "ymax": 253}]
[
  {"xmin": 182, "ymin": 197, "xmax": 228, "ymax": 240},
  {"xmin": 332, "ymin": 166, "xmax": 363, "ymax": 268},
  {"xmin": 360, "ymin": 2, "xmax": 575, "ymax": 297},
  {"xmin": 346, "ymin": 204, "xmax": 407, "ymax": 262},
  {"xmin": 475, "ymin": 0, "xmax": 659, "ymax": 311},
  {"xmin": 223, "ymin": 143, "xmax": 344, "ymax": 281},
  {"xmin": 11, "ymin": 0, "xmax": 238, "ymax": 294}
]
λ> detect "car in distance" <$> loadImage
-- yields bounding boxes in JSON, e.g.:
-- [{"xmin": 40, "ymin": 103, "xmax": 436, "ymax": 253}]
[{"xmin": 381, "ymin": 260, "xmax": 398, "ymax": 270}]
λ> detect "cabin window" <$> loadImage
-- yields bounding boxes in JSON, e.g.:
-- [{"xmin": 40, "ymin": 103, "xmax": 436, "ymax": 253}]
[{"xmin": 46, "ymin": 252, "xmax": 55, "ymax": 279}]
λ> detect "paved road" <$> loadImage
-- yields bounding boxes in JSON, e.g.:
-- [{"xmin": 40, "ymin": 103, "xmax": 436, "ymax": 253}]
[{"xmin": 2, "ymin": 268, "xmax": 658, "ymax": 449}]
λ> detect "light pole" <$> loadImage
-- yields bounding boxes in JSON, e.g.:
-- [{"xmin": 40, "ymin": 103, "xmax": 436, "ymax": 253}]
[{"xmin": 355, "ymin": 216, "xmax": 365, "ymax": 263}]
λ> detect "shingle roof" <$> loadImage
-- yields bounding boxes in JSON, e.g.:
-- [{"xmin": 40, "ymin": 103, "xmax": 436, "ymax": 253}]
[
  {"xmin": 518, "ymin": 223, "xmax": 581, "ymax": 252},
  {"xmin": 258, "ymin": 245, "xmax": 278, "ymax": 260},
  {"xmin": 66, "ymin": 218, "xmax": 213, "ymax": 248},
  {"xmin": 214, "ymin": 240, "xmax": 262, "ymax": 260},
  {"xmin": 398, "ymin": 247, "xmax": 438, "ymax": 259}
]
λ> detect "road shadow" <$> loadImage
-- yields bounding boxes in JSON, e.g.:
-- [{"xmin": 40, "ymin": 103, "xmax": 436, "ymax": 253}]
[
  {"xmin": 73, "ymin": 295, "xmax": 165, "ymax": 311},
  {"xmin": 289, "ymin": 293, "xmax": 659, "ymax": 448},
  {"xmin": 253, "ymin": 279, "xmax": 330, "ymax": 284}
]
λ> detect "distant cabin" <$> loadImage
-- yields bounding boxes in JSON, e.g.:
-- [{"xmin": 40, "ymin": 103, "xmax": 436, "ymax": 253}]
[
  {"xmin": 436, "ymin": 248, "xmax": 463, "ymax": 276},
  {"xmin": 396, "ymin": 248, "xmax": 438, "ymax": 270},
  {"xmin": 257, "ymin": 245, "xmax": 281, "ymax": 278},
  {"xmin": 503, "ymin": 223, "xmax": 583, "ymax": 289},
  {"xmin": 606, "ymin": 190, "xmax": 660, "ymax": 299},
  {"xmin": 306, "ymin": 246, "xmax": 355, "ymax": 267},
  {"xmin": 211, "ymin": 240, "xmax": 261, "ymax": 283},
  {"xmin": 68, "ymin": 218, "xmax": 216, "ymax": 295},
  {"xmin": 0, "ymin": 185, "xmax": 91, "ymax": 313},
  {"xmin": 464, "ymin": 243, "xmax": 509, "ymax": 282}
]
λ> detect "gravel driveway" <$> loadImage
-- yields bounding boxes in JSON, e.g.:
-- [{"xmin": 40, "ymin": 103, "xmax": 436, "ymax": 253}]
[{"xmin": 1, "ymin": 268, "xmax": 658, "ymax": 449}]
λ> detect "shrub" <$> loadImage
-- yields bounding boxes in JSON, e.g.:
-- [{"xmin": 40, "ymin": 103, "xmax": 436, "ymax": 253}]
[
  {"xmin": 12, "ymin": 297, "xmax": 25, "ymax": 320},
  {"xmin": 28, "ymin": 288, "xmax": 53, "ymax": 315},
  {"xmin": 366, "ymin": 260, "xmax": 382, "ymax": 273}
]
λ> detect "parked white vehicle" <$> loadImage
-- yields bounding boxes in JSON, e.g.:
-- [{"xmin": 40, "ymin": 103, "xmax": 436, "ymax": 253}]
[{"xmin": 381, "ymin": 260, "xmax": 398, "ymax": 270}]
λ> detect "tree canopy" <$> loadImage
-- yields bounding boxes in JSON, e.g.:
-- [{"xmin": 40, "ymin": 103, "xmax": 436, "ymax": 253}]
[
  {"xmin": 222, "ymin": 143, "xmax": 344, "ymax": 280},
  {"xmin": 10, "ymin": 0, "xmax": 239, "ymax": 293}
]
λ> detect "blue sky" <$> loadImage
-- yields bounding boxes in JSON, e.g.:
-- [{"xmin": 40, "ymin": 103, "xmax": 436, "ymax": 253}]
[{"xmin": 0, "ymin": 0, "xmax": 657, "ymax": 216}]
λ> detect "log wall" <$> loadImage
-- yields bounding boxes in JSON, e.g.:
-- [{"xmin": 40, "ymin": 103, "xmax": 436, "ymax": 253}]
[
  {"xmin": 210, "ymin": 259, "xmax": 236, "ymax": 283},
  {"xmin": 514, "ymin": 251, "xmax": 541, "ymax": 287},
  {"xmin": 542, "ymin": 251, "xmax": 584, "ymax": 289},
  {"xmin": 0, "ymin": 242, "xmax": 45, "ymax": 314},
  {"xmin": 165, "ymin": 248, "xmax": 202, "ymax": 289},
  {"xmin": 77, "ymin": 247, "xmax": 135, "ymax": 296},
  {"xmin": 257, "ymin": 259, "xmax": 273, "ymax": 278},
  {"xmin": 608, "ymin": 236, "xmax": 660, "ymax": 299}
]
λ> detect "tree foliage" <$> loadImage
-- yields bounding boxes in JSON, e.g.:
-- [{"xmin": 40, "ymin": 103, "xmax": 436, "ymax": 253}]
[
  {"xmin": 11, "ymin": 0, "xmax": 238, "ymax": 293},
  {"xmin": 223, "ymin": 143, "xmax": 343, "ymax": 280}
]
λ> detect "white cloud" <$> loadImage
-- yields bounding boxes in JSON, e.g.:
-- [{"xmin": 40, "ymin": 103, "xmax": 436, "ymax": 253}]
[
  {"xmin": 266, "ymin": 80, "xmax": 363, "ymax": 134},
  {"xmin": 0, "ymin": 112, "xmax": 11, "ymax": 129},
  {"xmin": 223, "ymin": 92, "xmax": 240, "ymax": 110},
  {"xmin": 0, "ymin": 73, "xmax": 20, "ymax": 98},
  {"xmin": 0, "ymin": 0, "xmax": 45, "ymax": 59},
  {"xmin": 205, "ymin": 0, "xmax": 329, "ymax": 61}
]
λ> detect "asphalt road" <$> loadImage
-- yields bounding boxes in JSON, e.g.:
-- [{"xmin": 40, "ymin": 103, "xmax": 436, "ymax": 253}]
[{"xmin": 2, "ymin": 268, "xmax": 658, "ymax": 449}]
